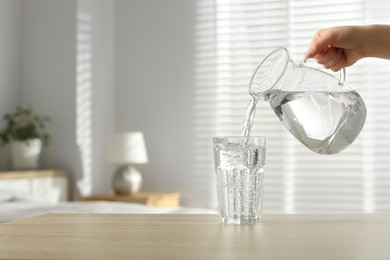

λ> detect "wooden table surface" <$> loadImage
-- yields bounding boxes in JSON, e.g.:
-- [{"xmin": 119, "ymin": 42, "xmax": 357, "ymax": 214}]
[{"xmin": 0, "ymin": 213, "xmax": 389, "ymax": 260}]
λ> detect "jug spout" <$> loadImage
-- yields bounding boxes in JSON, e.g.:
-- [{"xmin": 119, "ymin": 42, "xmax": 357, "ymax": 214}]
[{"xmin": 249, "ymin": 47, "xmax": 291, "ymax": 99}]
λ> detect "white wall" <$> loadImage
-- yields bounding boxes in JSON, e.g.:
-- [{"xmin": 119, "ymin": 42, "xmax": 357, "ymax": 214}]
[
  {"xmin": 77, "ymin": 0, "xmax": 114, "ymax": 195},
  {"xmin": 115, "ymin": 0, "xmax": 197, "ymax": 206},
  {"xmin": 19, "ymin": 0, "xmax": 114, "ymax": 197},
  {"xmin": 20, "ymin": 0, "xmax": 80, "ymax": 196},
  {"xmin": 0, "ymin": 0, "xmax": 21, "ymax": 169}
]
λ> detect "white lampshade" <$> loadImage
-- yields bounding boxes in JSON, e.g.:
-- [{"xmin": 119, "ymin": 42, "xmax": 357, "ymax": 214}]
[{"xmin": 109, "ymin": 132, "xmax": 148, "ymax": 164}]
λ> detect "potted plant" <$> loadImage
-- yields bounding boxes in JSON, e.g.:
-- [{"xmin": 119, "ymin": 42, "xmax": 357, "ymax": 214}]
[{"xmin": 0, "ymin": 105, "xmax": 51, "ymax": 169}]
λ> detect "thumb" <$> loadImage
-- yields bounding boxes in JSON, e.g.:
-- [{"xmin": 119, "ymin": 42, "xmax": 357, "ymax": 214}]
[{"xmin": 305, "ymin": 29, "xmax": 338, "ymax": 58}]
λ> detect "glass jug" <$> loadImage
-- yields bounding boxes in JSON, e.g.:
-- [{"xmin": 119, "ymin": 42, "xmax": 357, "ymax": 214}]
[{"xmin": 249, "ymin": 47, "xmax": 366, "ymax": 154}]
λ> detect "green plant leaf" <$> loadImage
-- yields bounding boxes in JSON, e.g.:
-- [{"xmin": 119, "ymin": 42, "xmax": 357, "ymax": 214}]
[{"xmin": 0, "ymin": 105, "xmax": 52, "ymax": 146}]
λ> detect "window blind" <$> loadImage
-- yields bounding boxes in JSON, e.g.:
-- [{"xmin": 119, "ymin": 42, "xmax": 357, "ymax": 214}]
[{"xmin": 193, "ymin": 0, "xmax": 390, "ymax": 213}]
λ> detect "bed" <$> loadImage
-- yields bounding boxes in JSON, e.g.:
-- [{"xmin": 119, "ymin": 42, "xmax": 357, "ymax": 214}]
[
  {"xmin": 0, "ymin": 171, "xmax": 217, "ymax": 223},
  {"xmin": 0, "ymin": 192, "xmax": 217, "ymax": 223}
]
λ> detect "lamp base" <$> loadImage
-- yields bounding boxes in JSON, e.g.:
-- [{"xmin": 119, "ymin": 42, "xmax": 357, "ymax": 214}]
[{"xmin": 112, "ymin": 165, "xmax": 142, "ymax": 194}]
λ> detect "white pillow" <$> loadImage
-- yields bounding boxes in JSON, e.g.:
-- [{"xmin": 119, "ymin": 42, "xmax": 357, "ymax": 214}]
[{"xmin": 0, "ymin": 190, "xmax": 43, "ymax": 203}]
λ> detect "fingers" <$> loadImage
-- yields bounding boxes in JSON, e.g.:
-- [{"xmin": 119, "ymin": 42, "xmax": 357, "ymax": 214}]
[
  {"xmin": 315, "ymin": 47, "xmax": 337, "ymax": 67},
  {"xmin": 330, "ymin": 53, "xmax": 347, "ymax": 72},
  {"xmin": 315, "ymin": 47, "xmax": 340, "ymax": 67},
  {"xmin": 315, "ymin": 47, "xmax": 346, "ymax": 72},
  {"xmin": 305, "ymin": 29, "xmax": 338, "ymax": 58}
]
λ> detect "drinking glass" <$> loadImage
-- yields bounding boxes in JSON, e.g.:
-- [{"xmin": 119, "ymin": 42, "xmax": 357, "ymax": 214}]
[{"xmin": 213, "ymin": 136, "xmax": 266, "ymax": 224}]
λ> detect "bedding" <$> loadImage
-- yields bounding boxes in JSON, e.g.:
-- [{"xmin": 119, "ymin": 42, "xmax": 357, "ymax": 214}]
[
  {"xmin": 0, "ymin": 201, "xmax": 217, "ymax": 223},
  {"xmin": 0, "ymin": 190, "xmax": 217, "ymax": 223}
]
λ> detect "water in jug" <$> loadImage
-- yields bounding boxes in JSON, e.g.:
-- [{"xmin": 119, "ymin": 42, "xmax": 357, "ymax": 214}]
[{"xmin": 241, "ymin": 47, "xmax": 366, "ymax": 154}]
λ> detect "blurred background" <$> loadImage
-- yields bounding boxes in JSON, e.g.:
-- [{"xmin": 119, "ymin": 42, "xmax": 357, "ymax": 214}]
[{"xmin": 0, "ymin": 0, "xmax": 389, "ymax": 212}]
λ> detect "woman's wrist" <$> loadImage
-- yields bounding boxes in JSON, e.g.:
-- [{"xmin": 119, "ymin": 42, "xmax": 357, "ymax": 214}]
[
  {"xmin": 362, "ymin": 25, "xmax": 379, "ymax": 58},
  {"xmin": 358, "ymin": 25, "xmax": 372, "ymax": 59},
  {"xmin": 363, "ymin": 24, "xmax": 390, "ymax": 59}
]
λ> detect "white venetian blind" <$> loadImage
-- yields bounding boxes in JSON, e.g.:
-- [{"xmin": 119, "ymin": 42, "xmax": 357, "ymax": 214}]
[{"xmin": 193, "ymin": 0, "xmax": 390, "ymax": 213}]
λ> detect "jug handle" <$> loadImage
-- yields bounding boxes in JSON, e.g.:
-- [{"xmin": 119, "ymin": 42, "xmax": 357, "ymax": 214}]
[{"xmin": 300, "ymin": 58, "xmax": 346, "ymax": 86}]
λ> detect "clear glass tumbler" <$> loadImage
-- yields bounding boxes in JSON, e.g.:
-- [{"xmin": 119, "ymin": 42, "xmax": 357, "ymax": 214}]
[{"xmin": 213, "ymin": 136, "xmax": 266, "ymax": 224}]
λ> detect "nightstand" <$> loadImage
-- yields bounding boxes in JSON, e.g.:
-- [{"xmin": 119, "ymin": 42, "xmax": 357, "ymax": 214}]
[
  {"xmin": 0, "ymin": 169, "xmax": 70, "ymax": 202},
  {"xmin": 80, "ymin": 192, "xmax": 181, "ymax": 208}
]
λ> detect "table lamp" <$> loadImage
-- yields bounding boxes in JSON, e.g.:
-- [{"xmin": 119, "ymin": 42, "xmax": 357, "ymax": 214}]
[{"xmin": 110, "ymin": 132, "xmax": 149, "ymax": 194}]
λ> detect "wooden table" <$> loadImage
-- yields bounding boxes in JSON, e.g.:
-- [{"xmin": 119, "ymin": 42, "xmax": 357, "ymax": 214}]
[{"xmin": 0, "ymin": 214, "xmax": 389, "ymax": 260}]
